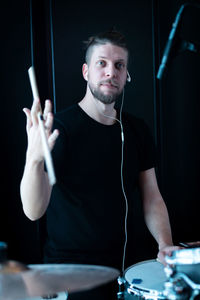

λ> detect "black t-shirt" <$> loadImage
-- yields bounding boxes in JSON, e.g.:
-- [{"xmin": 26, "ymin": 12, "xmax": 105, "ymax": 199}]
[{"xmin": 43, "ymin": 104, "xmax": 156, "ymax": 268}]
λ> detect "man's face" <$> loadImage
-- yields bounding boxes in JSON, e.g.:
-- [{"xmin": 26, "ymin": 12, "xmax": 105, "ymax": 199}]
[{"xmin": 83, "ymin": 43, "xmax": 128, "ymax": 104}]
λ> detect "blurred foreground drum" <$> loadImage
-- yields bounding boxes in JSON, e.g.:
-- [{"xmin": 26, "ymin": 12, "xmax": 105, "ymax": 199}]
[
  {"xmin": 165, "ymin": 247, "xmax": 200, "ymax": 283},
  {"xmin": 164, "ymin": 248, "xmax": 200, "ymax": 299},
  {"xmin": 124, "ymin": 259, "xmax": 167, "ymax": 299}
]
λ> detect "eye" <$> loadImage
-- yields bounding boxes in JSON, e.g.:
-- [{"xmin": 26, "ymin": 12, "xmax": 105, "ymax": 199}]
[
  {"xmin": 115, "ymin": 62, "xmax": 125, "ymax": 70},
  {"xmin": 97, "ymin": 60, "xmax": 106, "ymax": 67}
]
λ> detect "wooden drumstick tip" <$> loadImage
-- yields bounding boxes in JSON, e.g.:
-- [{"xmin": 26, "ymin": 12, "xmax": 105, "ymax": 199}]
[{"xmin": 28, "ymin": 66, "xmax": 40, "ymax": 101}]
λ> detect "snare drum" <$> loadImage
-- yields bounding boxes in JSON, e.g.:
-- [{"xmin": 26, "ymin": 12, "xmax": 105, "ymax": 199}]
[{"xmin": 124, "ymin": 259, "xmax": 167, "ymax": 299}]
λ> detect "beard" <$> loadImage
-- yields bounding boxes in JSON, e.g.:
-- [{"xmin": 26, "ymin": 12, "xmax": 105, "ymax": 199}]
[{"xmin": 88, "ymin": 80, "xmax": 122, "ymax": 104}]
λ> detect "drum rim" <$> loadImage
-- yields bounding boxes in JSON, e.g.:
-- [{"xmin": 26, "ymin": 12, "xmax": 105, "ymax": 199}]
[
  {"xmin": 124, "ymin": 259, "xmax": 166, "ymax": 299},
  {"xmin": 124, "ymin": 259, "xmax": 161, "ymax": 273}
]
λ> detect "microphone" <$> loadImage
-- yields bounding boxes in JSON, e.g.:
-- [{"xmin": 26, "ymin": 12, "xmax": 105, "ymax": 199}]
[{"xmin": 157, "ymin": 5, "xmax": 185, "ymax": 80}]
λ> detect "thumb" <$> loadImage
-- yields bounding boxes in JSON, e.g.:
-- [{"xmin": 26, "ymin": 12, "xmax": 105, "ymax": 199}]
[{"xmin": 23, "ymin": 108, "xmax": 32, "ymax": 132}]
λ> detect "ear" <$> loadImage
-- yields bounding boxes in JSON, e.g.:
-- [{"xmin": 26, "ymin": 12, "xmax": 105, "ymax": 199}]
[{"xmin": 82, "ymin": 63, "xmax": 88, "ymax": 81}]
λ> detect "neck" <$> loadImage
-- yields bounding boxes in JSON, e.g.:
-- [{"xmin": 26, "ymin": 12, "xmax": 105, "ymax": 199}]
[{"xmin": 79, "ymin": 87, "xmax": 117, "ymax": 125}]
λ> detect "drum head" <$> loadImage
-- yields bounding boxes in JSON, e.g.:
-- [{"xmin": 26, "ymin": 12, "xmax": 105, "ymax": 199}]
[{"xmin": 125, "ymin": 259, "xmax": 166, "ymax": 299}]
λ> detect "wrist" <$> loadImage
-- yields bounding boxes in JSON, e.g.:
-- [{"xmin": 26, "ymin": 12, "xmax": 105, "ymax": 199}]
[
  {"xmin": 25, "ymin": 153, "xmax": 44, "ymax": 169},
  {"xmin": 158, "ymin": 241, "xmax": 174, "ymax": 250},
  {"xmin": 25, "ymin": 149, "xmax": 44, "ymax": 165}
]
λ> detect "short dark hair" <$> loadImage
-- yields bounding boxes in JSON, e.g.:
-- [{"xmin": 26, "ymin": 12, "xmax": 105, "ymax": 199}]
[{"xmin": 84, "ymin": 29, "xmax": 129, "ymax": 65}]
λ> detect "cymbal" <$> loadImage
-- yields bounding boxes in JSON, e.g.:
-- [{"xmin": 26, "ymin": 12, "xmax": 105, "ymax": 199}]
[
  {"xmin": 0, "ymin": 263, "xmax": 120, "ymax": 299},
  {"xmin": 0, "ymin": 260, "xmax": 29, "ymax": 273}
]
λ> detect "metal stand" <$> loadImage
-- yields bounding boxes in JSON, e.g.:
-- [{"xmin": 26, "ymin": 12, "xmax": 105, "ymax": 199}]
[
  {"xmin": 117, "ymin": 276, "xmax": 127, "ymax": 300},
  {"xmin": 164, "ymin": 265, "xmax": 200, "ymax": 300}
]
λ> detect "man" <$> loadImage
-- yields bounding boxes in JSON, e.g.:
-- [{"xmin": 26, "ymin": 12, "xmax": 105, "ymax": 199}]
[{"xmin": 21, "ymin": 30, "xmax": 179, "ymax": 299}]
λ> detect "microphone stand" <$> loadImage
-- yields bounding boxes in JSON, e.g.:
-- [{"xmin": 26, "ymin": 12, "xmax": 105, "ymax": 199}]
[{"xmin": 157, "ymin": 2, "xmax": 200, "ymax": 80}]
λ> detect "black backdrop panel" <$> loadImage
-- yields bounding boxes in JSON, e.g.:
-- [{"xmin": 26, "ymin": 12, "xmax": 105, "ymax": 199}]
[
  {"xmin": 0, "ymin": 1, "xmax": 41, "ymax": 262},
  {"xmin": 158, "ymin": 0, "xmax": 200, "ymax": 243}
]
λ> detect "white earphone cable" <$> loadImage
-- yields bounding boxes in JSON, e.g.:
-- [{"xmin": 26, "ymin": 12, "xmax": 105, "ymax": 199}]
[{"xmin": 93, "ymin": 90, "xmax": 128, "ymax": 275}]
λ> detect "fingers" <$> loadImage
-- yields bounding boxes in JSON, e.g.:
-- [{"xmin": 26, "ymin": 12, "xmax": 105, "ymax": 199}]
[
  {"xmin": 44, "ymin": 112, "xmax": 54, "ymax": 133},
  {"xmin": 43, "ymin": 100, "xmax": 54, "ymax": 133},
  {"xmin": 24, "ymin": 99, "xmax": 53, "ymax": 129},
  {"xmin": 23, "ymin": 98, "xmax": 41, "ymax": 132},
  {"xmin": 48, "ymin": 129, "xmax": 59, "ymax": 150},
  {"xmin": 43, "ymin": 100, "xmax": 52, "ymax": 121},
  {"xmin": 157, "ymin": 245, "xmax": 183, "ymax": 266},
  {"xmin": 31, "ymin": 98, "xmax": 42, "ymax": 127},
  {"xmin": 23, "ymin": 108, "xmax": 32, "ymax": 132},
  {"xmin": 157, "ymin": 251, "xmax": 167, "ymax": 266},
  {"xmin": 23, "ymin": 99, "xmax": 56, "ymax": 146}
]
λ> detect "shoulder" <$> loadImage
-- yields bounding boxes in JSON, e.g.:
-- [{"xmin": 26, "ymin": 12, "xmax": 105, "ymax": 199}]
[
  {"xmin": 53, "ymin": 104, "xmax": 82, "ymax": 131},
  {"xmin": 55, "ymin": 104, "xmax": 79, "ymax": 123}
]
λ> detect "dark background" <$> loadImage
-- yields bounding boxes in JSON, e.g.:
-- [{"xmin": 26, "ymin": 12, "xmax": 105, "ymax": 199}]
[{"xmin": 0, "ymin": 0, "xmax": 199, "ymax": 268}]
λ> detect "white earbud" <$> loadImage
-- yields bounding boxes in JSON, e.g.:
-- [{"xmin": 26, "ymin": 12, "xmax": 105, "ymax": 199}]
[{"xmin": 127, "ymin": 71, "xmax": 131, "ymax": 82}]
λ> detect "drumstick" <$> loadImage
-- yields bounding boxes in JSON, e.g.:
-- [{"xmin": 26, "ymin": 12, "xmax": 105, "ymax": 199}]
[
  {"xmin": 179, "ymin": 242, "xmax": 200, "ymax": 249},
  {"xmin": 28, "ymin": 66, "xmax": 56, "ymax": 186},
  {"xmin": 179, "ymin": 242, "xmax": 190, "ymax": 248}
]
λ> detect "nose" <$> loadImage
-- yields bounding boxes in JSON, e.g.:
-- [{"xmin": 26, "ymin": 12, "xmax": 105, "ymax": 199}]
[{"xmin": 105, "ymin": 64, "xmax": 116, "ymax": 78}]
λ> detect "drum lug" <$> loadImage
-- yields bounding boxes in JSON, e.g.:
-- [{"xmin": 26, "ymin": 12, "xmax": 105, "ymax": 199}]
[
  {"xmin": 164, "ymin": 265, "xmax": 175, "ymax": 278},
  {"xmin": 164, "ymin": 277, "xmax": 191, "ymax": 299},
  {"xmin": 117, "ymin": 276, "xmax": 128, "ymax": 299}
]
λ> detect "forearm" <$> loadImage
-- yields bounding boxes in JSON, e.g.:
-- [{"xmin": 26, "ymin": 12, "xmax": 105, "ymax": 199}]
[
  {"xmin": 143, "ymin": 195, "xmax": 173, "ymax": 249},
  {"xmin": 21, "ymin": 99, "xmax": 58, "ymax": 221},
  {"xmin": 20, "ymin": 158, "xmax": 52, "ymax": 221}
]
